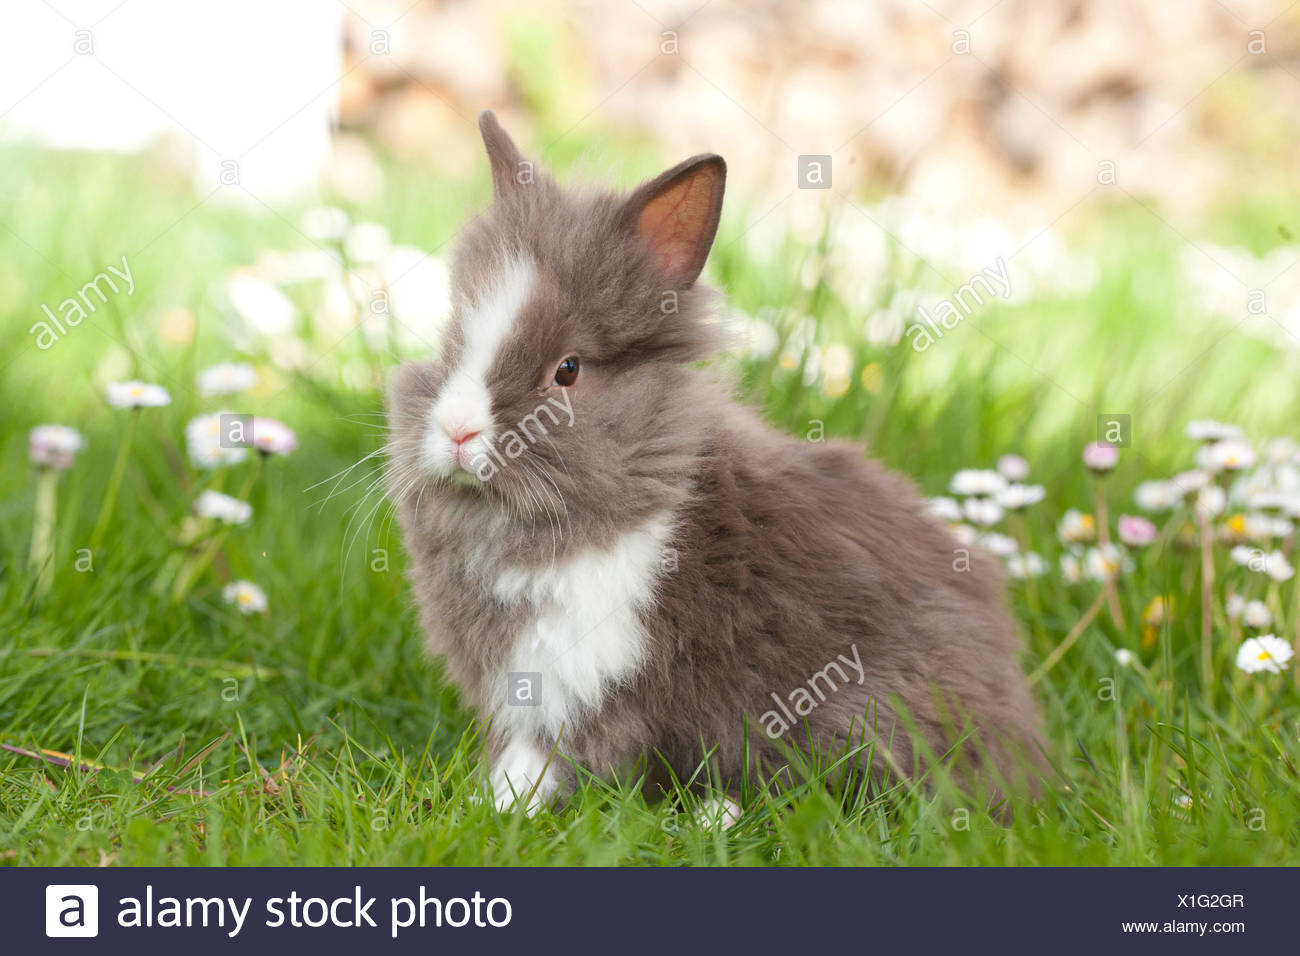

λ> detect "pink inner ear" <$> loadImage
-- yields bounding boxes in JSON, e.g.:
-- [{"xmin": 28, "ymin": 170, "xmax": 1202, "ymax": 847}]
[{"xmin": 637, "ymin": 167, "xmax": 721, "ymax": 279}]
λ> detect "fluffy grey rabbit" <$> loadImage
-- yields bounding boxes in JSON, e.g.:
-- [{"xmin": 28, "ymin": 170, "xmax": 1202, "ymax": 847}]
[{"xmin": 387, "ymin": 111, "xmax": 1044, "ymax": 816}]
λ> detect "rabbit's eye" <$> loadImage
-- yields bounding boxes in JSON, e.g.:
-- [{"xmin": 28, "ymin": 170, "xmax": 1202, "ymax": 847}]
[{"xmin": 553, "ymin": 355, "xmax": 580, "ymax": 387}]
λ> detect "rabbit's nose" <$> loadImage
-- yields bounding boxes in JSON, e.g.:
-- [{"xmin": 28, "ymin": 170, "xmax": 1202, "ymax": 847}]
[{"xmin": 446, "ymin": 425, "xmax": 482, "ymax": 446}]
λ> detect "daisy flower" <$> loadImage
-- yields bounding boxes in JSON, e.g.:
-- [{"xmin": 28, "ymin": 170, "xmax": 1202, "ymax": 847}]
[
  {"xmin": 344, "ymin": 222, "xmax": 391, "ymax": 264},
  {"xmin": 1082, "ymin": 441, "xmax": 1119, "ymax": 473},
  {"xmin": 1006, "ymin": 551, "xmax": 1047, "ymax": 579},
  {"xmin": 1134, "ymin": 480, "xmax": 1179, "ymax": 511},
  {"xmin": 925, "ymin": 497, "xmax": 962, "ymax": 522},
  {"xmin": 1084, "ymin": 543, "xmax": 1130, "ymax": 582},
  {"xmin": 198, "ymin": 362, "xmax": 260, "ymax": 396},
  {"xmin": 1235, "ymin": 634, "xmax": 1293, "ymax": 674},
  {"xmin": 962, "ymin": 497, "xmax": 1004, "ymax": 527},
  {"xmin": 249, "ymin": 418, "xmax": 298, "ymax": 456},
  {"xmin": 1060, "ymin": 553, "xmax": 1083, "ymax": 584},
  {"xmin": 1260, "ymin": 550, "xmax": 1295, "ymax": 582},
  {"xmin": 1057, "ymin": 508, "xmax": 1096, "ymax": 544},
  {"xmin": 1241, "ymin": 600, "xmax": 1273, "ymax": 630},
  {"xmin": 1186, "ymin": 420, "xmax": 1244, "ymax": 442},
  {"xmin": 29, "ymin": 425, "xmax": 84, "ymax": 470},
  {"xmin": 1114, "ymin": 648, "xmax": 1134, "ymax": 667},
  {"xmin": 1194, "ymin": 486, "xmax": 1226, "ymax": 519},
  {"xmin": 301, "ymin": 206, "xmax": 350, "ymax": 242},
  {"xmin": 1225, "ymin": 593, "xmax": 1246, "ymax": 618},
  {"xmin": 186, "ymin": 412, "xmax": 249, "ymax": 469},
  {"xmin": 950, "ymin": 524, "xmax": 977, "ymax": 547},
  {"xmin": 996, "ymin": 454, "xmax": 1029, "ymax": 482},
  {"xmin": 948, "ymin": 469, "xmax": 1007, "ymax": 497},
  {"xmin": 1170, "ymin": 470, "xmax": 1211, "ymax": 496},
  {"xmin": 226, "ymin": 272, "xmax": 296, "ymax": 336},
  {"xmin": 995, "ymin": 483, "xmax": 1046, "ymax": 510},
  {"xmin": 194, "ymin": 490, "xmax": 252, "ymax": 525},
  {"xmin": 1197, "ymin": 439, "xmax": 1257, "ymax": 473},
  {"xmin": 1117, "ymin": 514, "xmax": 1157, "ymax": 547},
  {"xmin": 106, "ymin": 380, "xmax": 171, "ymax": 409},
  {"xmin": 977, "ymin": 532, "xmax": 1018, "ymax": 557},
  {"xmin": 222, "ymin": 580, "xmax": 268, "ymax": 615}
]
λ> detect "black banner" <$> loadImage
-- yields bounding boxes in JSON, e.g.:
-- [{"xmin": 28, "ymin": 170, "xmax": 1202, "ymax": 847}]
[{"xmin": 8, "ymin": 866, "xmax": 1291, "ymax": 952}]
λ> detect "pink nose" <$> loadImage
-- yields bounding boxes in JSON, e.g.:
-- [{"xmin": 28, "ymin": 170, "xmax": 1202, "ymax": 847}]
[{"xmin": 447, "ymin": 426, "xmax": 481, "ymax": 446}]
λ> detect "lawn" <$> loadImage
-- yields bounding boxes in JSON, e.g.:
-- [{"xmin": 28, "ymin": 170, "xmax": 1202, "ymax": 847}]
[{"xmin": 2, "ymin": 135, "xmax": 1299, "ymax": 866}]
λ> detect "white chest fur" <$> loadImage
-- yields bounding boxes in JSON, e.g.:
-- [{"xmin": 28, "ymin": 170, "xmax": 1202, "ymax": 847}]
[
  {"xmin": 481, "ymin": 512, "xmax": 675, "ymax": 809},
  {"xmin": 486, "ymin": 512, "xmax": 675, "ymax": 742}
]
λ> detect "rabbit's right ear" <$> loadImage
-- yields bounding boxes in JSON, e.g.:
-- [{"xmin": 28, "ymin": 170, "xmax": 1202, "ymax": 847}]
[{"xmin": 478, "ymin": 110, "xmax": 529, "ymax": 200}]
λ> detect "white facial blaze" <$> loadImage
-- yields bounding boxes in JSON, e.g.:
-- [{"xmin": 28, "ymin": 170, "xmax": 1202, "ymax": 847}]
[{"xmin": 423, "ymin": 254, "xmax": 536, "ymax": 474}]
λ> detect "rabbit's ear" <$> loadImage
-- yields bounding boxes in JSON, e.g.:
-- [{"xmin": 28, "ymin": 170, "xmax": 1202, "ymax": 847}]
[
  {"xmin": 622, "ymin": 154, "xmax": 726, "ymax": 287},
  {"xmin": 478, "ymin": 110, "xmax": 529, "ymax": 200}
]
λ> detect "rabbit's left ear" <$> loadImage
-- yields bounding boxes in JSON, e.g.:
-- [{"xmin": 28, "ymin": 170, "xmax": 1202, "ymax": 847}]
[{"xmin": 621, "ymin": 154, "xmax": 726, "ymax": 288}]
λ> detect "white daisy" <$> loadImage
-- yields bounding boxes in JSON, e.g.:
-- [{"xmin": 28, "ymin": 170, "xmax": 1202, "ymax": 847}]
[
  {"xmin": 949, "ymin": 469, "xmax": 1007, "ymax": 497},
  {"xmin": 1261, "ymin": 550, "xmax": 1295, "ymax": 582},
  {"xmin": 950, "ymin": 524, "xmax": 978, "ymax": 547},
  {"xmin": 194, "ymin": 490, "xmax": 252, "ymax": 525},
  {"xmin": 1230, "ymin": 545, "xmax": 1259, "ymax": 567},
  {"xmin": 1058, "ymin": 508, "xmax": 1096, "ymax": 544},
  {"xmin": 249, "ymin": 418, "xmax": 297, "ymax": 456},
  {"xmin": 1225, "ymin": 593, "xmax": 1246, "ymax": 618},
  {"xmin": 996, "ymin": 454, "xmax": 1029, "ymax": 482},
  {"xmin": 198, "ymin": 362, "xmax": 260, "ymax": 396},
  {"xmin": 1007, "ymin": 551, "xmax": 1047, "ymax": 578},
  {"xmin": 1060, "ymin": 552, "xmax": 1083, "ymax": 584},
  {"xmin": 1114, "ymin": 648, "xmax": 1134, "ymax": 667},
  {"xmin": 227, "ymin": 272, "xmax": 296, "ymax": 336},
  {"xmin": 962, "ymin": 497, "xmax": 1004, "ymax": 527},
  {"xmin": 1195, "ymin": 486, "xmax": 1226, "ymax": 519},
  {"xmin": 1235, "ymin": 634, "xmax": 1293, "ymax": 675},
  {"xmin": 1263, "ymin": 437, "xmax": 1299, "ymax": 465},
  {"xmin": 301, "ymin": 206, "xmax": 350, "ymax": 242},
  {"xmin": 925, "ymin": 496, "xmax": 962, "ymax": 522},
  {"xmin": 1242, "ymin": 600, "xmax": 1273, "ymax": 630},
  {"xmin": 1197, "ymin": 439, "xmax": 1257, "ymax": 473},
  {"xmin": 1134, "ymin": 480, "xmax": 1179, "ymax": 511},
  {"xmin": 222, "ymin": 579, "xmax": 268, "ymax": 615},
  {"xmin": 28, "ymin": 424, "xmax": 84, "ymax": 470},
  {"xmin": 996, "ymin": 483, "xmax": 1046, "ymax": 510},
  {"xmin": 185, "ymin": 411, "xmax": 249, "ymax": 469},
  {"xmin": 344, "ymin": 222, "xmax": 391, "ymax": 264},
  {"xmin": 977, "ymin": 532, "xmax": 1018, "ymax": 557},
  {"xmin": 1084, "ymin": 543, "xmax": 1130, "ymax": 582},
  {"xmin": 106, "ymin": 380, "xmax": 171, "ymax": 409},
  {"xmin": 1170, "ymin": 470, "xmax": 1211, "ymax": 496},
  {"xmin": 1186, "ymin": 420, "xmax": 1244, "ymax": 442}
]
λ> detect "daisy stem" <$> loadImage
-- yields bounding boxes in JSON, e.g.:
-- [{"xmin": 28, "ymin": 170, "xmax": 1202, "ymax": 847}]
[
  {"xmin": 1010, "ymin": 512, "xmax": 1045, "ymax": 642},
  {"xmin": 88, "ymin": 409, "xmax": 139, "ymax": 552},
  {"xmin": 1028, "ymin": 587, "xmax": 1107, "ymax": 686},
  {"xmin": 169, "ymin": 457, "xmax": 262, "ymax": 605},
  {"xmin": 1291, "ymin": 567, "xmax": 1300, "ymax": 683},
  {"xmin": 27, "ymin": 468, "xmax": 58, "ymax": 601},
  {"xmin": 1094, "ymin": 481, "xmax": 1126, "ymax": 630},
  {"xmin": 1199, "ymin": 512, "xmax": 1215, "ymax": 693}
]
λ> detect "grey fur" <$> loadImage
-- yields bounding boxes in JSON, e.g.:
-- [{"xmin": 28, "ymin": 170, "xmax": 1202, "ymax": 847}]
[{"xmin": 386, "ymin": 111, "xmax": 1044, "ymax": 808}]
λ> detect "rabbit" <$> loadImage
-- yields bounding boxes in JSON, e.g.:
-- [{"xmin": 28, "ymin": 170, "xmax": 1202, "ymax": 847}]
[{"xmin": 386, "ymin": 111, "xmax": 1045, "ymax": 816}]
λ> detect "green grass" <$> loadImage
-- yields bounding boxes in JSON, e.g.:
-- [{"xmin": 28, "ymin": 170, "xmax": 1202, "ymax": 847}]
[{"xmin": 3, "ymin": 139, "xmax": 1300, "ymax": 866}]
